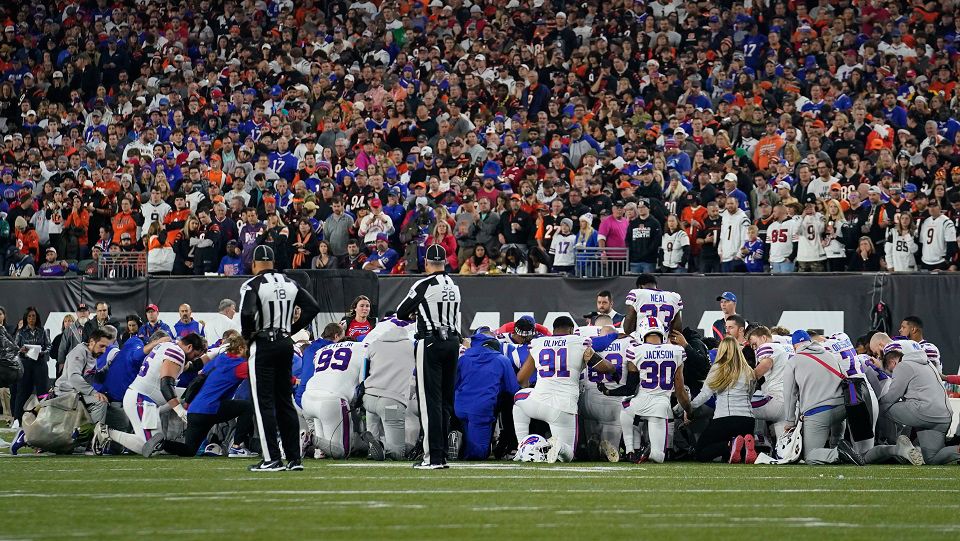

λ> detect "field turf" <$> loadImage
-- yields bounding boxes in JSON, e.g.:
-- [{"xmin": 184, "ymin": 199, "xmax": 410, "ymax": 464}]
[{"xmin": 2, "ymin": 452, "xmax": 959, "ymax": 541}]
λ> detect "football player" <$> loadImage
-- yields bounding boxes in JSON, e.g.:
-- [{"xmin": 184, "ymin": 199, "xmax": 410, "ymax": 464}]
[
  {"xmin": 622, "ymin": 274, "xmax": 683, "ymax": 335},
  {"xmin": 898, "ymin": 316, "xmax": 941, "ymax": 373},
  {"xmin": 578, "ymin": 320, "xmax": 628, "ymax": 462},
  {"xmin": 745, "ymin": 326, "xmax": 791, "ymax": 446},
  {"xmin": 514, "ymin": 316, "xmax": 614, "ymax": 463},
  {"xmin": 103, "ymin": 333, "xmax": 207, "ymax": 456},
  {"xmin": 301, "ymin": 338, "xmax": 368, "ymax": 459},
  {"xmin": 604, "ymin": 318, "xmax": 691, "ymax": 463}
]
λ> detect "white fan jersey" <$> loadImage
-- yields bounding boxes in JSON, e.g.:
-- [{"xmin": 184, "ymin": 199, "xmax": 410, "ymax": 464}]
[
  {"xmin": 582, "ymin": 337, "xmax": 630, "ymax": 399},
  {"xmin": 129, "ymin": 342, "xmax": 186, "ymax": 404},
  {"xmin": 305, "ymin": 341, "xmax": 368, "ymax": 401},
  {"xmin": 754, "ymin": 341, "xmax": 793, "ymax": 396},
  {"xmin": 768, "ymin": 217, "xmax": 799, "ymax": 263},
  {"xmin": 624, "ymin": 288, "xmax": 684, "ymax": 328},
  {"xmin": 919, "ymin": 215, "xmax": 957, "ymax": 265},
  {"xmin": 528, "ymin": 334, "xmax": 592, "ymax": 414},
  {"xmin": 624, "ymin": 342, "xmax": 686, "ymax": 399}
]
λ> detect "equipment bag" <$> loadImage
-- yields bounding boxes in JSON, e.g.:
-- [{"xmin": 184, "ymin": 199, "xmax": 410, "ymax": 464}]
[{"xmin": 21, "ymin": 392, "xmax": 91, "ymax": 454}]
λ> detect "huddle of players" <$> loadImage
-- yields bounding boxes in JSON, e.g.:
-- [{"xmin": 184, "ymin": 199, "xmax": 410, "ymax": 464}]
[
  {"xmin": 83, "ymin": 280, "xmax": 955, "ymax": 466},
  {"xmin": 504, "ymin": 275, "xmax": 957, "ymax": 465}
]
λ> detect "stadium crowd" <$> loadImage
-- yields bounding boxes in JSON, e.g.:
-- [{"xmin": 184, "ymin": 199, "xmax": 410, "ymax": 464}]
[
  {"xmin": 1, "ymin": 276, "xmax": 958, "ymax": 466},
  {"xmin": 2, "ymin": 0, "xmax": 960, "ymax": 278}
]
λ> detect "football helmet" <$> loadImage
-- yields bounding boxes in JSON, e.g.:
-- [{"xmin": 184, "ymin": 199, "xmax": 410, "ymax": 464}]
[
  {"xmin": 635, "ymin": 316, "xmax": 667, "ymax": 343},
  {"xmin": 514, "ymin": 434, "xmax": 551, "ymax": 462}
]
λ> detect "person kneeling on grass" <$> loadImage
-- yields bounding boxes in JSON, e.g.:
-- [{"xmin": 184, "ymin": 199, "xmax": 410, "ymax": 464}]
[
  {"xmin": 688, "ymin": 337, "xmax": 757, "ymax": 463},
  {"xmin": 147, "ymin": 333, "xmax": 253, "ymax": 457}
]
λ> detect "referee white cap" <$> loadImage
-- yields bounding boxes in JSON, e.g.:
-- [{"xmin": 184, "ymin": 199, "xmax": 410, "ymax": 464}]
[
  {"xmin": 425, "ymin": 244, "xmax": 446, "ymax": 263},
  {"xmin": 253, "ymin": 245, "xmax": 275, "ymax": 261}
]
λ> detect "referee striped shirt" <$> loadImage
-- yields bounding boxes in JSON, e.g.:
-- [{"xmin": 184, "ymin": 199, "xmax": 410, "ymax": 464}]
[
  {"xmin": 396, "ymin": 272, "xmax": 461, "ymax": 336},
  {"xmin": 240, "ymin": 270, "xmax": 319, "ymax": 337}
]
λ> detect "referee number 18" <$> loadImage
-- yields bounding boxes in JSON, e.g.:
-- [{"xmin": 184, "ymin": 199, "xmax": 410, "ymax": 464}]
[{"xmin": 275, "ymin": 287, "xmax": 287, "ymax": 299}]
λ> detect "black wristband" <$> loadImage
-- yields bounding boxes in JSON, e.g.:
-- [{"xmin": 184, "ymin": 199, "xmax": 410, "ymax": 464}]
[{"xmin": 160, "ymin": 376, "xmax": 178, "ymax": 402}]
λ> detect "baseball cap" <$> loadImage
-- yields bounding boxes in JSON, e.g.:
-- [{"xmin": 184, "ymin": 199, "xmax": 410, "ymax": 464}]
[
  {"xmin": 830, "ymin": 183, "xmax": 842, "ymax": 191},
  {"xmin": 803, "ymin": 193, "xmax": 817, "ymax": 205},
  {"xmin": 370, "ymin": 198, "xmax": 382, "ymax": 208},
  {"xmin": 375, "ymin": 233, "xmax": 388, "ymax": 242},
  {"xmin": 425, "ymin": 244, "xmax": 447, "ymax": 263},
  {"xmin": 716, "ymin": 291, "xmax": 737, "ymax": 303},
  {"xmin": 776, "ymin": 181, "xmax": 792, "ymax": 190},
  {"xmin": 791, "ymin": 329, "xmax": 812, "ymax": 346},
  {"xmin": 723, "ymin": 172, "xmax": 738, "ymax": 183},
  {"xmin": 868, "ymin": 186, "xmax": 882, "ymax": 194},
  {"xmin": 145, "ymin": 304, "xmax": 159, "ymax": 313},
  {"xmin": 46, "ymin": 247, "xmax": 57, "ymax": 255},
  {"xmin": 77, "ymin": 303, "xmax": 90, "ymax": 312},
  {"xmin": 253, "ymin": 245, "xmax": 275, "ymax": 262}
]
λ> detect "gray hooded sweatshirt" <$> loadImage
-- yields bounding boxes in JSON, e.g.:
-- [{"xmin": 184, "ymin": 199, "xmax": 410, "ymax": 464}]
[
  {"xmin": 362, "ymin": 318, "xmax": 416, "ymax": 403},
  {"xmin": 783, "ymin": 342, "xmax": 845, "ymax": 424},
  {"xmin": 879, "ymin": 348, "xmax": 953, "ymax": 424}
]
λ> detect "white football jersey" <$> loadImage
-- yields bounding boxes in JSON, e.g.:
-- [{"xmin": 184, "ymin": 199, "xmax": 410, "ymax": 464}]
[
  {"xmin": 574, "ymin": 326, "xmax": 602, "ymax": 338},
  {"xmin": 771, "ymin": 334, "xmax": 793, "ymax": 346},
  {"xmin": 625, "ymin": 287, "xmax": 684, "ymax": 328},
  {"xmin": 768, "ymin": 217, "xmax": 799, "ymax": 263},
  {"xmin": 919, "ymin": 340, "xmax": 942, "ymax": 372},
  {"xmin": 129, "ymin": 342, "xmax": 186, "ymax": 404},
  {"xmin": 796, "ymin": 213, "xmax": 826, "ymax": 262},
  {"xmin": 885, "ymin": 228, "xmax": 918, "ymax": 272},
  {"xmin": 920, "ymin": 215, "xmax": 957, "ymax": 265},
  {"xmin": 823, "ymin": 333, "xmax": 862, "ymax": 378},
  {"xmin": 528, "ymin": 334, "xmax": 591, "ymax": 414},
  {"xmin": 582, "ymin": 337, "xmax": 630, "ymax": 399},
  {"xmin": 754, "ymin": 340, "xmax": 792, "ymax": 395},
  {"xmin": 624, "ymin": 342, "xmax": 686, "ymax": 399},
  {"xmin": 883, "ymin": 338, "xmax": 927, "ymax": 363},
  {"xmin": 305, "ymin": 341, "xmax": 368, "ymax": 401}
]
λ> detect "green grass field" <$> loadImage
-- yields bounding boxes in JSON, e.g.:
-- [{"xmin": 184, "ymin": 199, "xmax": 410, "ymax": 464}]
[{"xmin": 2, "ymin": 453, "xmax": 959, "ymax": 541}]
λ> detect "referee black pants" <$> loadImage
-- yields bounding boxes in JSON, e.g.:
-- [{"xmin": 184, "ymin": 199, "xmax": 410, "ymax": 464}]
[
  {"xmin": 415, "ymin": 335, "xmax": 459, "ymax": 465},
  {"xmin": 249, "ymin": 336, "xmax": 300, "ymax": 463}
]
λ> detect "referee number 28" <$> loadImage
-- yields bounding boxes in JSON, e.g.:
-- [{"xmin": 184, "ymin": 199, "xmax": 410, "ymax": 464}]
[
  {"xmin": 440, "ymin": 288, "xmax": 456, "ymax": 301},
  {"xmin": 275, "ymin": 287, "xmax": 287, "ymax": 299}
]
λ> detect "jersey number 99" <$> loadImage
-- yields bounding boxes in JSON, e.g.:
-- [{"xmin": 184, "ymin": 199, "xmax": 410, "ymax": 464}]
[{"xmin": 315, "ymin": 348, "xmax": 351, "ymax": 372}]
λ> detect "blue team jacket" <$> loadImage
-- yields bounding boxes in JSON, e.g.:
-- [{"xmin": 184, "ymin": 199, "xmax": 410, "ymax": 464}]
[
  {"xmin": 455, "ymin": 335, "xmax": 520, "ymax": 418},
  {"xmin": 188, "ymin": 352, "xmax": 248, "ymax": 415},
  {"xmin": 93, "ymin": 338, "xmax": 148, "ymax": 402}
]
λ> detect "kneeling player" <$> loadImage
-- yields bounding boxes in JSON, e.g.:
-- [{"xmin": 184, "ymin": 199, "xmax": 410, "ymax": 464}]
[
  {"xmin": 602, "ymin": 318, "xmax": 691, "ymax": 463},
  {"xmin": 579, "ymin": 318, "xmax": 628, "ymax": 462},
  {"xmin": 100, "ymin": 333, "xmax": 207, "ymax": 456},
  {"xmin": 513, "ymin": 316, "xmax": 614, "ymax": 463},
  {"xmin": 301, "ymin": 338, "xmax": 367, "ymax": 459},
  {"xmin": 745, "ymin": 326, "xmax": 790, "ymax": 447}
]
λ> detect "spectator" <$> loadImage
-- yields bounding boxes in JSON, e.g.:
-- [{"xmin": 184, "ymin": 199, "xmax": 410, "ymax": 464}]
[
  {"xmin": 796, "ymin": 194, "xmax": 828, "ymax": 273},
  {"xmin": 289, "ymin": 221, "xmax": 319, "ymax": 270},
  {"xmin": 718, "ymin": 197, "xmax": 750, "ymax": 273},
  {"xmin": 499, "ymin": 194, "xmax": 534, "ymax": 256},
  {"xmin": 919, "ymin": 199, "xmax": 958, "ymax": 271},
  {"xmin": 425, "ymin": 221, "xmax": 458, "ymax": 272},
  {"xmin": 849, "ymin": 236, "xmax": 883, "ymax": 272},
  {"xmin": 38, "ymin": 247, "xmax": 69, "ymax": 277},
  {"xmin": 311, "ymin": 241, "xmax": 339, "ymax": 270},
  {"xmin": 471, "ymin": 197, "xmax": 501, "ymax": 258},
  {"xmin": 460, "ymin": 244, "xmax": 494, "ymax": 275},
  {"xmin": 886, "ymin": 213, "xmax": 919, "ymax": 272},
  {"xmin": 218, "ymin": 240, "xmax": 244, "ymax": 276},
  {"xmin": 626, "ymin": 199, "xmax": 662, "ymax": 274},
  {"xmin": 339, "ymin": 239, "xmax": 368, "ymax": 271},
  {"xmin": 12, "ymin": 306, "xmax": 49, "ymax": 423},
  {"xmin": 696, "ymin": 201, "xmax": 722, "ymax": 273},
  {"xmin": 363, "ymin": 234, "xmax": 399, "ymax": 275}
]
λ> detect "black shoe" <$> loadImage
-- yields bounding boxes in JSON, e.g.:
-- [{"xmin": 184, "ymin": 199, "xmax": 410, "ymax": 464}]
[
  {"xmin": 249, "ymin": 459, "xmax": 285, "ymax": 472},
  {"xmin": 836, "ymin": 440, "xmax": 865, "ymax": 466},
  {"xmin": 141, "ymin": 433, "xmax": 165, "ymax": 458},
  {"xmin": 362, "ymin": 431, "xmax": 385, "ymax": 461},
  {"xmin": 285, "ymin": 459, "xmax": 304, "ymax": 471}
]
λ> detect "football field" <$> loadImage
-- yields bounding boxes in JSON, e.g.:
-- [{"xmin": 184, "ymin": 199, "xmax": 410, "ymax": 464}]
[{"xmin": 2, "ymin": 456, "xmax": 959, "ymax": 541}]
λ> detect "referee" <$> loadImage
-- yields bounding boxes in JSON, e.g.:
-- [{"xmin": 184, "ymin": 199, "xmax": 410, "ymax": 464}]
[
  {"xmin": 397, "ymin": 244, "xmax": 462, "ymax": 469},
  {"xmin": 240, "ymin": 245, "xmax": 320, "ymax": 472}
]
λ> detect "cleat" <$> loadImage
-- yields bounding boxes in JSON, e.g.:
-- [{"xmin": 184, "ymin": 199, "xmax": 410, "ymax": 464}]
[
  {"xmin": 599, "ymin": 440, "xmax": 620, "ymax": 463},
  {"xmin": 248, "ymin": 460, "xmax": 285, "ymax": 472},
  {"xmin": 141, "ymin": 433, "xmax": 165, "ymax": 458},
  {"xmin": 896, "ymin": 435, "xmax": 924, "ymax": 466},
  {"xmin": 836, "ymin": 440, "xmax": 865, "ymax": 466},
  {"xmin": 299, "ymin": 430, "xmax": 311, "ymax": 457},
  {"xmin": 285, "ymin": 459, "xmax": 304, "ymax": 471},
  {"xmin": 314, "ymin": 448, "xmax": 326, "ymax": 460},
  {"xmin": 362, "ymin": 431, "xmax": 385, "ymax": 461},
  {"xmin": 10, "ymin": 430, "xmax": 27, "ymax": 455},
  {"xmin": 743, "ymin": 434, "xmax": 758, "ymax": 465},
  {"xmin": 447, "ymin": 430, "xmax": 462, "ymax": 461},
  {"xmin": 545, "ymin": 437, "xmax": 561, "ymax": 464},
  {"xmin": 729, "ymin": 435, "xmax": 744, "ymax": 464},
  {"xmin": 412, "ymin": 461, "xmax": 444, "ymax": 470},
  {"xmin": 91, "ymin": 423, "xmax": 111, "ymax": 456},
  {"xmin": 228, "ymin": 446, "xmax": 258, "ymax": 458}
]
